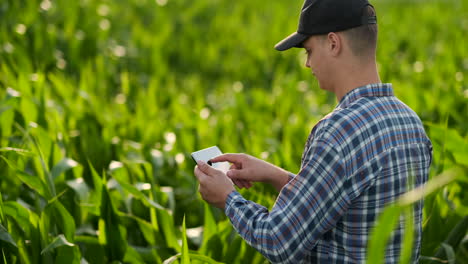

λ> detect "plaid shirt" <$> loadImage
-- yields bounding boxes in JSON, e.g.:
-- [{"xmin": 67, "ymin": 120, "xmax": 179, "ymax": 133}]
[{"xmin": 225, "ymin": 83, "xmax": 432, "ymax": 263}]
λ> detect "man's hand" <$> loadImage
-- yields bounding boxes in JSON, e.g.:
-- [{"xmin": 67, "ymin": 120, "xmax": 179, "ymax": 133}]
[
  {"xmin": 194, "ymin": 161, "xmax": 235, "ymax": 210},
  {"xmin": 210, "ymin": 153, "xmax": 290, "ymax": 192}
]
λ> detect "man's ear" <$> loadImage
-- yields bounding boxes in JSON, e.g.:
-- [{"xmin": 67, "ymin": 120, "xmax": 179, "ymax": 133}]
[{"xmin": 327, "ymin": 32, "xmax": 341, "ymax": 57}]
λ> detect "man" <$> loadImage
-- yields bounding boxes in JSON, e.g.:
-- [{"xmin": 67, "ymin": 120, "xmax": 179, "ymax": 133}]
[{"xmin": 194, "ymin": 0, "xmax": 433, "ymax": 263}]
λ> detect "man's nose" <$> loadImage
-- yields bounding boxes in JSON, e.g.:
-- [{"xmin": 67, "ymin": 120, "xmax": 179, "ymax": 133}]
[{"xmin": 305, "ymin": 59, "xmax": 310, "ymax": 68}]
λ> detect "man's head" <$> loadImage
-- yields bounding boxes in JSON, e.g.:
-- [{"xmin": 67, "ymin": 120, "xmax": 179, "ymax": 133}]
[
  {"xmin": 275, "ymin": 0, "xmax": 377, "ymax": 51},
  {"xmin": 275, "ymin": 0, "xmax": 379, "ymax": 95},
  {"xmin": 302, "ymin": 5, "xmax": 378, "ymax": 70}
]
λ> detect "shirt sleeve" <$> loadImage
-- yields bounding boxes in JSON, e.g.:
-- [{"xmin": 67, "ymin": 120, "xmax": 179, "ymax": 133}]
[{"xmin": 224, "ymin": 139, "xmax": 351, "ymax": 263}]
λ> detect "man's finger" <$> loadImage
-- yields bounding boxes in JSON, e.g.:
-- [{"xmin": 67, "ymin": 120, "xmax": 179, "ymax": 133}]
[
  {"xmin": 235, "ymin": 179, "xmax": 246, "ymax": 189},
  {"xmin": 210, "ymin": 153, "xmax": 243, "ymax": 164},
  {"xmin": 226, "ymin": 169, "xmax": 247, "ymax": 180},
  {"xmin": 245, "ymin": 181, "xmax": 253, "ymax": 189},
  {"xmin": 232, "ymin": 179, "xmax": 243, "ymax": 189},
  {"xmin": 239, "ymin": 180, "xmax": 251, "ymax": 189},
  {"xmin": 197, "ymin": 160, "xmax": 221, "ymax": 176}
]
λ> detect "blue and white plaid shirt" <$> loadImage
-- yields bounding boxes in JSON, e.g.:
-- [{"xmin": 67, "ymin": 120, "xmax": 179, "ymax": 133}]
[{"xmin": 225, "ymin": 83, "xmax": 432, "ymax": 263}]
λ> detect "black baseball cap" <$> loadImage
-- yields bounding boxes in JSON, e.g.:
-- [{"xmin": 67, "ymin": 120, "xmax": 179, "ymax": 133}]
[{"xmin": 275, "ymin": 0, "xmax": 377, "ymax": 51}]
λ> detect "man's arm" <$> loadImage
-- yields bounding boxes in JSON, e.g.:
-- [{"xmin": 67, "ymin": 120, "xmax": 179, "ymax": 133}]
[{"xmin": 223, "ymin": 140, "xmax": 351, "ymax": 263}]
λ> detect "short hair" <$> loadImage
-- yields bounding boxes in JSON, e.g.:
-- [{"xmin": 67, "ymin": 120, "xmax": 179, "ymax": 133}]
[{"xmin": 342, "ymin": 5, "xmax": 378, "ymax": 58}]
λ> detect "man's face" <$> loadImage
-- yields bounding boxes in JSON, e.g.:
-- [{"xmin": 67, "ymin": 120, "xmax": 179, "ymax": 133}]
[{"xmin": 303, "ymin": 36, "xmax": 331, "ymax": 91}]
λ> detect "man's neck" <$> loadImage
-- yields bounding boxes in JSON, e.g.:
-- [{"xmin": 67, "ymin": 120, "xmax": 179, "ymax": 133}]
[{"xmin": 333, "ymin": 61, "xmax": 381, "ymax": 101}]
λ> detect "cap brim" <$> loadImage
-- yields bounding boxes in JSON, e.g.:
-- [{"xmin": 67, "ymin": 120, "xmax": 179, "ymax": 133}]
[{"xmin": 274, "ymin": 32, "xmax": 309, "ymax": 51}]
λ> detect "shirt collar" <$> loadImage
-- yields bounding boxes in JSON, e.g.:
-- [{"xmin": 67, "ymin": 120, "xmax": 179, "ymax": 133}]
[{"xmin": 337, "ymin": 83, "xmax": 394, "ymax": 109}]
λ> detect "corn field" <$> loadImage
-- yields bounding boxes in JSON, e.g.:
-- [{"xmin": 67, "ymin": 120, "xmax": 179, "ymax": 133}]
[{"xmin": 0, "ymin": 0, "xmax": 467, "ymax": 263}]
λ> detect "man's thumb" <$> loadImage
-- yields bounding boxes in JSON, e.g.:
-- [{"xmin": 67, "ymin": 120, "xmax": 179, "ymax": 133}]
[{"xmin": 197, "ymin": 161, "xmax": 216, "ymax": 175}]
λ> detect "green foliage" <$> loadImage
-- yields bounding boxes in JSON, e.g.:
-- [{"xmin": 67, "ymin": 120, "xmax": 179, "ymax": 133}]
[
  {"xmin": 368, "ymin": 167, "xmax": 468, "ymax": 264},
  {"xmin": 0, "ymin": 0, "xmax": 467, "ymax": 263},
  {"xmin": 181, "ymin": 216, "xmax": 190, "ymax": 264},
  {"xmin": 0, "ymin": 224, "xmax": 17, "ymax": 250}
]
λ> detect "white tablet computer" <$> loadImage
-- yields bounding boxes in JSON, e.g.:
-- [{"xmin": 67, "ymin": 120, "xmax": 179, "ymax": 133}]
[{"xmin": 191, "ymin": 146, "xmax": 230, "ymax": 172}]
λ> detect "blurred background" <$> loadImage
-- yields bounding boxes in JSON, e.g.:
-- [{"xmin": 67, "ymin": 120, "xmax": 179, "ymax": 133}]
[{"xmin": 0, "ymin": 0, "xmax": 467, "ymax": 263}]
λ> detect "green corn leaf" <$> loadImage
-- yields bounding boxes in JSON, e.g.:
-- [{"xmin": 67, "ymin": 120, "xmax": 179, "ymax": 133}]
[
  {"xmin": 0, "ymin": 223, "xmax": 17, "ymax": 249},
  {"xmin": 66, "ymin": 177, "xmax": 90, "ymax": 202},
  {"xmin": 55, "ymin": 246, "xmax": 81, "ymax": 264},
  {"xmin": 3, "ymin": 201, "xmax": 37, "ymax": 237},
  {"xmin": 111, "ymin": 170, "xmax": 167, "ymax": 210},
  {"xmin": 440, "ymin": 243, "xmax": 456, "ymax": 264},
  {"xmin": 87, "ymin": 160, "xmax": 103, "ymax": 215},
  {"xmin": 366, "ymin": 205, "xmax": 402, "ymax": 264},
  {"xmin": 140, "ymin": 180, "xmax": 179, "ymax": 252},
  {"xmin": 159, "ymin": 186, "xmax": 176, "ymax": 213},
  {"xmin": 0, "ymin": 155, "xmax": 48, "ymax": 198},
  {"xmin": 74, "ymin": 235, "xmax": 106, "ymax": 263},
  {"xmin": 427, "ymin": 124, "xmax": 468, "ymax": 167},
  {"xmin": 53, "ymin": 201, "xmax": 76, "ymax": 242},
  {"xmin": 43, "ymin": 197, "xmax": 76, "ymax": 242},
  {"xmin": 28, "ymin": 128, "xmax": 56, "ymax": 198},
  {"xmin": 368, "ymin": 166, "xmax": 466, "ymax": 263},
  {"xmin": 133, "ymin": 218, "xmax": 156, "ymax": 246},
  {"xmin": 430, "ymin": 216, "xmax": 468, "ymax": 263},
  {"xmin": 157, "ymin": 207, "xmax": 180, "ymax": 251},
  {"xmin": 51, "ymin": 158, "xmax": 79, "ymax": 181},
  {"xmin": 2, "ymin": 215, "xmax": 31, "ymax": 263},
  {"xmin": 163, "ymin": 254, "xmax": 183, "ymax": 264},
  {"xmin": 181, "ymin": 216, "xmax": 191, "ymax": 264},
  {"xmin": 100, "ymin": 180, "xmax": 127, "ymax": 261},
  {"xmin": 443, "ymin": 216, "xmax": 468, "ymax": 251},
  {"xmin": 123, "ymin": 245, "xmax": 145, "ymax": 264},
  {"xmin": 202, "ymin": 203, "xmax": 217, "ymax": 245},
  {"xmin": 241, "ymin": 242, "xmax": 259, "ymax": 264},
  {"xmin": 188, "ymin": 253, "xmax": 225, "ymax": 264},
  {"xmin": 3, "ymin": 201, "xmax": 38, "ymax": 262},
  {"xmin": 40, "ymin": 234, "xmax": 74, "ymax": 255},
  {"xmin": 399, "ymin": 206, "xmax": 415, "ymax": 264},
  {"xmin": 131, "ymin": 246, "xmax": 166, "ymax": 264},
  {"xmin": 16, "ymin": 170, "xmax": 48, "ymax": 198},
  {"xmin": 120, "ymin": 213, "xmax": 166, "ymax": 246},
  {"xmin": 200, "ymin": 203, "xmax": 222, "ymax": 260},
  {"xmin": 0, "ymin": 191, "xmax": 5, "ymax": 224},
  {"xmin": 0, "ymin": 147, "xmax": 34, "ymax": 156},
  {"xmin": 223, "ymin": 235, "xmax": 243, "ymax": 263},
  {"xmin": 163, "ymin": 252, "xmax": 225, "ymax": 264},
  {"xmin": 39, "ymin": 211, "xmax": 52, "ymax": 262},
  {"xmin": 0, "ymin": 103, "xmax": 14, "ymax": 138},
  {"xmin": 88, "ymin": 160, "xmax": 103, "ymax": 192}
]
